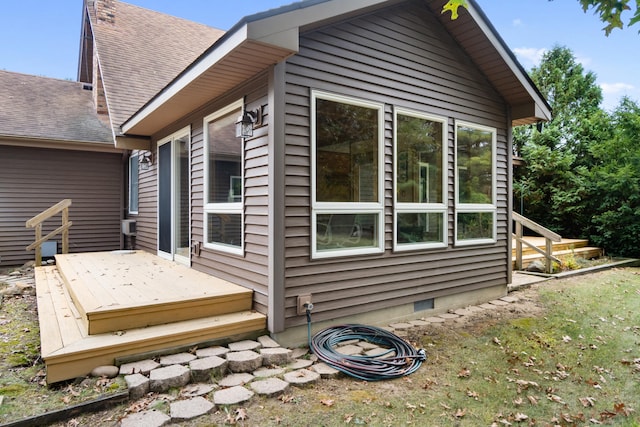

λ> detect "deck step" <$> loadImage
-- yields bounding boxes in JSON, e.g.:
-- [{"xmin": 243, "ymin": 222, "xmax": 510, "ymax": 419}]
[
  {"xmin": 55, "ymin": 251, "xmax": 254, "ymax": 335},
  {"xmin": 36, "ymin": 265, "xmax": 266, "ymax": 383},
  {"xmin": 512, "ymin": 245, "xmax": 603, "ymax": 269}
]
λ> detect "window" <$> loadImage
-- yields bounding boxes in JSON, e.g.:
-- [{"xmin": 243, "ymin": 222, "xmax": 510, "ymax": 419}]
[
  {"xmin": 203, "ymin": 100, "xmax": 244, "ymax": 254},
  {"xmin": 312, "ymin": 91, "xmax": 384, "ymax": 258},
  {"xmin": 394, "ymin": 109, "xmax": 447, "ymax": 250},
  {"xmin": 128, "ymin": 154, "xmax": 139, "ymax": 214},
  {"xmin": 455, "ymin": 121, "xmax": 497, "ymax": 244}
]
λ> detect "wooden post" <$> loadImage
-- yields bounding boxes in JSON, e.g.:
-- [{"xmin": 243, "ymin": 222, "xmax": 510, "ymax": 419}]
[
  {"xmin": 515, "ymin": 222, "xmax": 523, "ymax": 270},
  {"xmin": 62, "ymin": 207, "xmax": 69, "ymax": 254},
  {"xmin": 545, "ymin": 238, "xmax": 553, "ymax": 274},
  {"xmin": 35, "ymin": 224, "xmax": 42, "ymax": 267}
]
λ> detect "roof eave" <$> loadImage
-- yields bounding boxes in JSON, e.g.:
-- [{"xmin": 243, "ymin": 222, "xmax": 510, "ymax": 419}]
[{"xmin": 121, "ymin": 0, "xmax": 395, "ymax": 136}]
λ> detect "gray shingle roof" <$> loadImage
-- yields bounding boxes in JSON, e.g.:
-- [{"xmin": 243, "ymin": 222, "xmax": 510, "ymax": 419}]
[
  {"xmin": 0, "ymin": 70, "xmax": 113, "ymax": 143},
  {"xmin": 91, "ymin": 1, "xmax": 225, "ymax": 135}
]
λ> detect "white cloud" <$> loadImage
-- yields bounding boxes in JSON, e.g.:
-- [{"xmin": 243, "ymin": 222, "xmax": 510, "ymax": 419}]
[
  {"xmin": 512, "ymin": 18, "xmax": 522, "ymax": 27},
  {"xmin": 575, "ymin": 54, "xmax": 592, "ymax": 67},
  {"xmin": 513, "ymin": 47, "xmax": 546, "ymax": 68},
  {"xmin": 600, "ymin": 82, "xmax": 635, "ymax": 94}
]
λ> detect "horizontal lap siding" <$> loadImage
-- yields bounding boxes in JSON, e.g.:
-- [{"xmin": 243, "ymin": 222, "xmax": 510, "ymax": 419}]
[
  {"xmin": 0, "ymin": 145, "xmax": 122, "ymax": 266},
  {"xmin": 282, "ymin": 1, "xmax": 509, "ymax": 328},
  {"xmin": 138, "ymin": 76, "xmax": 271, "ymax": 314}
]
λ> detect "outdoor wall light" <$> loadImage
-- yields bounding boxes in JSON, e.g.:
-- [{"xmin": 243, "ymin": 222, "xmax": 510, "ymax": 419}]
[
  {"xmin": 235, "ymin": 106, "xmax": 263, "ymax": 138},
  {"xmin": 139, "ymin": 152, "xmax": 153, "ymax": 170}
]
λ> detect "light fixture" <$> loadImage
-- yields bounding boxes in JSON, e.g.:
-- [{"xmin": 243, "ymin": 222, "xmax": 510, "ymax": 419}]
[
  {"xmin": 139, "ymin": 152, "xmax": 153, "ymax": 170},
  {"xmin": 235, "ymin": 106, "xmax": 263, "ymax": 138}
]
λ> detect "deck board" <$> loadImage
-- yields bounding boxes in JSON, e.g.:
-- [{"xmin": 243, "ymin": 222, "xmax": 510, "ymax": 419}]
[
  {"xmin": 35, "ymin": 252, "xmax": 267, "ymax": 383},
  {"xmin": 55, "ymin": 251, "xmax": 254, "ymax": 334}
]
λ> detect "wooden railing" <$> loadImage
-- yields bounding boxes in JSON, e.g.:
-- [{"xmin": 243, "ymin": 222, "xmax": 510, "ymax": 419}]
[
  {"xmin": 25, "ymin": 199, "xmax": 73, "ymax": 267},
  {"xmin": 513, "ymin": 212, "xmax": 561, "ymax": 274}
]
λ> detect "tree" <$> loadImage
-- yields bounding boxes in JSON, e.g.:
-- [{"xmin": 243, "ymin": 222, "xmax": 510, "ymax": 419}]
[{"xmin": 441, "ymin": 0, "xmax": 640, "ymax": 34}]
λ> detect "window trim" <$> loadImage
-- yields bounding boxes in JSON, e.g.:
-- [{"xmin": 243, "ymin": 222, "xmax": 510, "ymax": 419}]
[
  {"xmin": 203, "ymin": 99, "xmax": 244, "ymax": 255},
  {"xmin": 454, "ymin": 120, "xmax": 497, "ymax": 246},
  {"xmin": 128, "ymin": 153, "xmax": 139, "ymax": 215},
  {"xmin": 393, "ymin": 108, "xmax": 448, "ymax": 251},
  {"xmin": 311, "ymin": 90, "xmax": 385, "ymax": 259}
]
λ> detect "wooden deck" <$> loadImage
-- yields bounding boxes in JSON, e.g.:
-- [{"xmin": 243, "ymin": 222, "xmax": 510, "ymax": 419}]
[
  {"xmin": 36, "ymin": 251, "xmax": 266, "ymax": 383},
  {"xmin": 512, "ymin": 237, "xmax": 603, "ymax": 269}
]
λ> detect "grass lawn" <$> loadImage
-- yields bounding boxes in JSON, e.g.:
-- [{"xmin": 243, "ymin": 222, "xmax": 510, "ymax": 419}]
[{"xmin": 2, "ymin": 268, "xmax": 640, "ymax": 426}]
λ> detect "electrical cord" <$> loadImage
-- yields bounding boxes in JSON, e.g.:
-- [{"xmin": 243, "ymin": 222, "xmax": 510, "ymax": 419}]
[{"xmin": 309, "ymin": 320, "xmax": 427, "ymax": 381}]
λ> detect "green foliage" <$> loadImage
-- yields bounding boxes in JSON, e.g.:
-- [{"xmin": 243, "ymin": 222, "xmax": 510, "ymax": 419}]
[
  {"xmin": 578, "ymin": 0, "xmax": 640, "ymax": 34},
  {"xmin": 515, "ymin": 47, "xmax": 640, "ymax": 257}
]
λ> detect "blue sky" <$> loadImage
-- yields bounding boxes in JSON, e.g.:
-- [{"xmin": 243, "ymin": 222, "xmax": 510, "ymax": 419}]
[{"xmin": 1, "ymin": 0, "xmax": 638, "ymax": 111}]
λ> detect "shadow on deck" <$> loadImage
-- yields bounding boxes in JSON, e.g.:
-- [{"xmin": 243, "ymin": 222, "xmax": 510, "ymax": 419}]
[{"xmin": 36, "ymin": 251, "xmax": 266, "ymax": 383}]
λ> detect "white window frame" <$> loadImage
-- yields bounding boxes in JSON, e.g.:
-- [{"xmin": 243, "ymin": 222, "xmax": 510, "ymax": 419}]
[
  {"xmin": 128, "ymin": 153, "xmax": 139, "ymax": 215},
  {"xmin": 203, "ymin": 99, "xmax": 244, "ymax": 255},
  {"xmin": 311, "ymin": 90, "xmax": 385, "ymax": 259},
  {"xmin": 393, "ymin": 108, "xmax": 448, "ymax": 251},
  {"xmin": 454, "ymin": 120, "xmax": 497, "ymax": 246}
]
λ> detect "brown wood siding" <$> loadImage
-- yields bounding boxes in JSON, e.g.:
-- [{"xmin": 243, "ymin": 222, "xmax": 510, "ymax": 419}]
[
  {"xmin": 282, "ymin": 0, "xmax": 510, "ymax": 328},
  {"xmin": 133, "ymin": 74, "xmax": 271, "ymax": 315},
  {"xmin": 0, "ymin": 145, "xmax": 122, "ymax": 266}
]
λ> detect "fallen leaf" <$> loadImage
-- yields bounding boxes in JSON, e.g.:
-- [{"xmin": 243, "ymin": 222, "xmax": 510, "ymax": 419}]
[
  {"xmin": 493, "ymin": 337, "xmax": 502, "ymax": 346},
  {"xmin": 467, "ymin": 389, "xmax": 480, "ymax": 400},
  {"xmin": 321, "ymin": 399, "xmax": 335, "ymax": 407},
  {"xmin": 579, "ymin": 396, "xmax": 596, "ymax": 407},
  {"xmin": 514, "ymin": 412, "xmax": 528, "ymax": 422},
  {"xmin": 457, "ymin": 368, "xmax": 471, "ymax": 378},
  {"xmin": 513, "ymin": 397, "xmax": 523, "ymax": 406},
  {"xmin": 547, "ymin": 394, "xmax": 565, "ymax": 404},
  {"xmin": 439, "ymin": 402, "xmax": 451, "ymax": 410},
  {"xmin": 406, "ymin": 402, "xmax": 417, "ymax": 410},
  {"xmin": 235, "ymin": 408, "xmax": 248, "ymax": 422},
  {"xmin": 562, "ymin": 335, "xmax": 572, "ymax": 342},
  {"xmin": 614, "ymin": 402, "xmax": 633, "ymax": 416},
  {"xmin": 279, "ymin": 394, "xmax": 295, "ymax": 404},
  {"xmin": 344, "ymin": 413, "xmax": 354, "ymax": 424},
  {"xmin": 454, "ymin": 408, "xmax": 466, "ymax": 418},
  {"xmin": 527, "ymin": 395, "xmax": 538, "ymax": 405}
]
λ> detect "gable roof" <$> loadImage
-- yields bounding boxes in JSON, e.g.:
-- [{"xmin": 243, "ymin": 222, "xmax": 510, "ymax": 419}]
[
  {"xmin": 0, "ymin": 70, "xmax": 115, "ymax": 149},
  {"xmin": 121, "ymin": 0, "xmax": 551, "ymax": 136},
  {"xmin": 84, "ymin": 0, "xmax": 225, "ymax": 138}
]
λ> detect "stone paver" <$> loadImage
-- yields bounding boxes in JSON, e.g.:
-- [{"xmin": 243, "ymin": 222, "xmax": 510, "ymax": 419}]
[
  {"xmin": 250, "ymin": 377, "xmax": 290, "ymax": 396},
  {"xmin": 479, "ymin": 303, "xmax": 499, "ymax": 310},
  {"xmin": 260, "ymin": 347, "xmax": 292, "ymax": 366},
  {"xmin": 489, "ymin": 299, "xmax": 510, "ymax": 306},
  {"xmin": 227, "ymin": 350, "xmax": 263, "ymax": 372},
  {"xmin": 120, "ymin": 409, "xmax": 170, "ymax": 427},
  {"xmin": 253, "ymin": 367, "xmax": 285, "ymax": 378},
  {"xmin": 310, "ymin": 362, "xmax": 341, "ymax": 378},
  {"xmin": 284, "ymin": 369, "xmax": 321, "ymax": 386},
  {"xmin": 438, "ymin": 313, "xmax": 460, "ymax": 319},
  {"xmin": 290, "ymin": 348, "xmax": 309, "ymax": 359},
  {"xmin": 409, "ymin": 319, "xmax": 430, "ymax": 327},
  {"xmin": 466, "ymin": 305, "xmax": 485, "ymax": 312},
  {"xmin": 180, "ymin": 383, "xmax": 216, "ymax": 398},
  {"xmin": 125, "ymin": 373, "xmax": 150, "ymax": 400},
  {"xmin": 356, "ymin": 341, "xmax": 379, "ymax": 350},
  {"xmin": 287, "ymin": 359, "xmax": 314, "ymax": 370},
  {"xmin": 189, "ymin": 355, "xmax": 227, "ymax": 382},
  {"xmin": 219, "ymin": 373, "xmax": 255, "ymax": 387},
  {"xmin": 119, "ymin": 359, "xmax": 160, "ymax": 375},
  {"xmin": 424, "ymin": 316, "xmax": 446, "ymax": 323},
  {"xmin": 213, "ymin": 385, "xmax": 254, "ymax": 405},
  {"xmin": 91, "ymin": 365, "xmax": 119, "ymax": 378},
  {"xmin": 159, "ymin": 352, "xmax": 196, "ymax": 366},
  {"xmin": 366, "ymin": 348, "xmax": 396, "ymax": 358},
  {"xmin": 170, "ymin": 396, "xmax": 214, "ymax": 421},
  {"xmin": 453, "ymin": 308, "xmax": 475, "ymax": 316},
  {"xmin": 196, "ymin": 346, "xmax": 229, "ymax": 359},
  {"xmin": 257, "ymin": 335, "xmax": 281, "ymax": 348},
  {"xmin": 149, "ymin": 364, "xmax": 191, "ymax": 392},
  {"xmin": 500, "ymin": 296, "xmax": 519, "ymax": 303},
  {"xmin": 228, "ymin": 340, "xmax": 261, "ymax": 352},
  {"xmin": 334, "ymin": 344, "xmax": 363, "ymax": 356},
  {"xmin": 389, "ymin": 322, "xmax": 413, "ymax": 330}
]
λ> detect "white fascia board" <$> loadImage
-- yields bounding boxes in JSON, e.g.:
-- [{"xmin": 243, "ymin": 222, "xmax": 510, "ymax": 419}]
[
  {"xmin": 467, "ymin": 2, "xmax": 552, "ymax": 122},
  {"xmin": 122, "ymin": 25, "xmax": 250, "ymax": 134}
]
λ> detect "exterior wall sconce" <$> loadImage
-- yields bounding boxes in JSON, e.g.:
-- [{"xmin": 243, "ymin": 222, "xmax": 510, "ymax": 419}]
[
  {"xmin": 139, "ymin": 152, "xmax": 153, "ymax": 170},
  {"xmin": 235, "ymin": 106, "xmax": 263, "ymax": 138}
]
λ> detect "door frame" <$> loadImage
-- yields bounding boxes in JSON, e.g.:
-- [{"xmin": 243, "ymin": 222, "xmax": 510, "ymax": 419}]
[{"xmin": 157, "ymin": 126, "xmax": 191, "ymax": 265}]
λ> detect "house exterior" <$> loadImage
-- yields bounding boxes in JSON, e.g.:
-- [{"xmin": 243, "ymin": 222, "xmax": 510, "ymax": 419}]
[
  {"xmin": 7, "ymin": 0, "xmax": 551, "ymax": 346},
  {"xmin": 0, "ymin": 71, "xmax": 123, "ymax": 266}
]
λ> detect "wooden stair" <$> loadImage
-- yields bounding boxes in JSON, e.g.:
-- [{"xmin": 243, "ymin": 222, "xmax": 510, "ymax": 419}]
[
  {"xmin": 512, "ymin": 237, "xmax": 603, "ymax": 270},
  {"xmin": 35, "ymin": 251, "xmax": 266, "ymax": 383}
]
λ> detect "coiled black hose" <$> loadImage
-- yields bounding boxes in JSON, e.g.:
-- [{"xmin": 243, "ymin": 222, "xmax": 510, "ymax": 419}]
[{"xmin": 310, "ymin": 324, "xmax": 426, "ymax": 381}]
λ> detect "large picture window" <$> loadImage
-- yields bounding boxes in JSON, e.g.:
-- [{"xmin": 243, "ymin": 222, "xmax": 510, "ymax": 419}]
[
  {"xmin": 455, "ymin": 121, "xmax": 497, "ymax": 245},
  {"xmin": 203, "ymin": 100, "xmax": 244, "ymax": 254},
  {"xmin": 394, "ymin": 109, "xmax": 447, "ymax": 250},
  {"xmin": 312, "ymin": 91, "xmax": 384, "ymax": 258}
]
